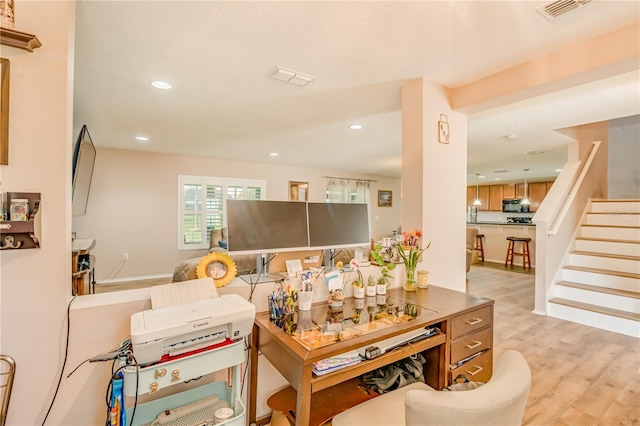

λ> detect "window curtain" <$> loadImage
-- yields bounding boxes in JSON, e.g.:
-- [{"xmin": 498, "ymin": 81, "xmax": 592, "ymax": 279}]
[
  {"xmin": 327, "ymin": 178, "xmax": 351, "ymax": 203},
  {"xmin": 354, "ymin": 180, "xmax": 370, "ymax": 205}
]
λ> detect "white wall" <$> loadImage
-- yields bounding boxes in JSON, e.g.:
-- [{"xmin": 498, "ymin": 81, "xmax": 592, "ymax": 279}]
[
  {"xmin": 72, "ymin": 148, "xmax": 401, "ymax": 282},
  {"xmin": 0, "ymin": 2, "xmax": 75, "ymax": 425},
  {"xmin": 608, "ymin": 115, "xmax": 640, "ymax": 199}
]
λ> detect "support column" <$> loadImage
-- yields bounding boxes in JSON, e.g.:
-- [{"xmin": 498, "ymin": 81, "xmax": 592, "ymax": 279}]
[{"xmin": 401, "ymin": 78, "xmax": 468, "ymax": 292}]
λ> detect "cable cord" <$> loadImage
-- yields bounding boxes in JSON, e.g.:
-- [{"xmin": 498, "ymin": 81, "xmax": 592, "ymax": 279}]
[{"xmin": 41, "ymin": 295, "xmax": 76, "ymax": 426}]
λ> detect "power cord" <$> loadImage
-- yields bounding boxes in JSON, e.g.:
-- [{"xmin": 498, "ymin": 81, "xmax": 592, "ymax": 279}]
[{"xmin": 41, "ymin": 295, "xmax": 76, "ymax": 426}]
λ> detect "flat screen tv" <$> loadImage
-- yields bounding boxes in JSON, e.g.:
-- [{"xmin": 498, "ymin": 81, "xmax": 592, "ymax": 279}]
[
  {"xmin": 226, "ymin": 200, "xmax": 309, "ymax": 254},
  {"xmin": 72, "ymin": 125, "xmax": 97, "ymax": 216},
  {"xmin": 307, "ymin": 202, "xmax": 370, "ymax": 249}
]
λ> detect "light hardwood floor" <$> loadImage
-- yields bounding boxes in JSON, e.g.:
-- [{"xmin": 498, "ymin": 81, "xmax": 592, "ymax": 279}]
[
  {"xmin": 98, "ymin": 266, "xmax": 639, "ymax": 425},
  {"xmin": 467, "ymin": 265, "xmax": 640, "ymax": 426}
]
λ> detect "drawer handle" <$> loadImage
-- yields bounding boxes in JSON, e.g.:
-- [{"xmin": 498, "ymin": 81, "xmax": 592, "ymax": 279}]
[
  {"xmin": 465, "ymin": 318, "xmax": 482, "ymax": 325},
  {"xmin": 465, "ymin": 365, "xmax": 483, "ymax": 376},
  {"xmin": 465, "ymin": 341, "xmax": 482, "ymax": 349}
]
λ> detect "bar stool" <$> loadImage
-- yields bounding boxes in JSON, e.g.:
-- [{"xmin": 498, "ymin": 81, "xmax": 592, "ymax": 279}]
[
  {"xmin": 505, "ymin": 237, "xmax": 531, "ymax": 269},
  {"xmin": 474, "ymin": 234, "xmax": 485, "ymax": 262}
]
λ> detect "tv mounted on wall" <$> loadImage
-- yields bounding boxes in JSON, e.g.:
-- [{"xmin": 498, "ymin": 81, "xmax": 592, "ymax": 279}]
[{"xmin": 72, "ymin": 125, "xmax": 97, "ymax": 216}]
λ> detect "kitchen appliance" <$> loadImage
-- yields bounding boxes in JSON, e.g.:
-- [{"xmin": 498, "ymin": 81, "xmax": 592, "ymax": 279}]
[
  {"xmin": 506, "ymin": 217, "xmax": 533, "ymax": 224},
  {"xmin": 502, "ymin": 199, "xmax": 530, "ymax": 213}
]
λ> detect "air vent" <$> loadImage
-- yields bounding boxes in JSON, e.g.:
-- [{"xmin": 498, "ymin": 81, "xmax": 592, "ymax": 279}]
[
  {"xmin": 536, "ymin": 0, "xmax": 593, "ymax": 21},
  {"xmin": 525, "ymin": 150, "xmax": 544, "ymax": 156},
  {"xmin": 493, "ymin": 170, "xmax": 509, "ymax": 173}
]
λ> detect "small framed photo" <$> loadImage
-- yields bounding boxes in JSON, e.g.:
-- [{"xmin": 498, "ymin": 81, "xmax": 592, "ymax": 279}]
[
  {"xmin": 378, "ymin": 190, "xmax": 392, "ymax": 207},
  {"xmin": 438, "ymin": 120, "xmax": 449, "ymax": 144}
]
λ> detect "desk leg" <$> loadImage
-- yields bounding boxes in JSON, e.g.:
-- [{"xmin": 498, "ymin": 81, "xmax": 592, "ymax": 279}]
[
  {"xmin": 249, "ymin": 325, "xmax": 259, "ymax": 424},
  {"xmin": 294, "ymin": 365, "xmax": 313, "ymax": 426}
]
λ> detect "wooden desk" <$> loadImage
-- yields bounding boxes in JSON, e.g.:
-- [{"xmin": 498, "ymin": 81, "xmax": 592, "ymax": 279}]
[{"xmin": 249, "ymin": 286, "xmax": 494, "ymax": 426}]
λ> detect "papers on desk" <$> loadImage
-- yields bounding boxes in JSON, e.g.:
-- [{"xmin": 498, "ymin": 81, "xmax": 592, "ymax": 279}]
[{"xmin": 312, "ymin": 350, "xmax": 362, "ymax": 376}]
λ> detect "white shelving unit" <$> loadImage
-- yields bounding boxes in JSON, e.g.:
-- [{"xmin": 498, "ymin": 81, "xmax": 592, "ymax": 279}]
[{"xmin": 123, "ymin": 340, "xmax": 246, "ymax": 426}]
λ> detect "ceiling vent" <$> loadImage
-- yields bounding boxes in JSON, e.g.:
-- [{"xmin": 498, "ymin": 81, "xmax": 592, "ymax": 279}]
[
  {"xmin": 536, "ymin": 0, "xmax": 593, "ymax": 20},
  {"xmin": 271, "ymin": 66, "xmax": 315, "ymax": 87}
]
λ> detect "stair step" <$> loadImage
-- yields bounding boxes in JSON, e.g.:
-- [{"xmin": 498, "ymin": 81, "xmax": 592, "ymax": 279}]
[
  {"xmin": 571, "ymin": 250, "xmax": 640, "ymax": 262},
  {"xmin": 590, "ymin": 199, "xmax": 640, "ymax": 214},
  {"xmin": 585, "ymin": 212, "xmax": 640, "ymax": 226},
  {"xmin": 549, "ymin": 297, "xmax": 640, "ymax": 322},
  {"xmin": 580, "ymin": 224, "xmax": 640, "ymax": 240},
  {"xmin": 575, "ymin": 237, "xmax": 640, "ymax": 245},
  {"xmin": 563, "ymin": 265, "xmax": 640, "ymax": 280},
  {"xmin": 556, "ymin": 280, "xmax": 640, "ymax": 299}
]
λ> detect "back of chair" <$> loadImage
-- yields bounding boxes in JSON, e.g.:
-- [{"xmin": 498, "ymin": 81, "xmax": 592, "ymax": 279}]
[
  {"xmin": 0, "ymin": 355, "xmax": 16, "ymax": 426},
  {"xmin": 405, "ymin": 350, "xmax": 531, "ymax": 426}
]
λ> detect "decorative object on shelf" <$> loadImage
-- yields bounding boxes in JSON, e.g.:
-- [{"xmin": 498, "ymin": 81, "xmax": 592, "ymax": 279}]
[
  {"xmin": 398, "ymin": 230, "xmax": 431, "ymax": 292},
  {"xmin": 0, "ymin": 27, "xmax": 41, "ymax": 51},
  {"xmin": 377, "ymin": 190, "xmax": 392, "ymax": 207},
  {"xmin": 0, "ymin": 192, "xmax": 41, "ymax": 249},
  {"xmin": 438, "ymin": 114, "xmax": 449, "ymax": 144},
  {"xmin": 1, "ymin": 57, "xmax": 8, "ymax": 165},
  {"xmin": 195, "ymin": 252, "xmax": 237, "ymax": 287}
]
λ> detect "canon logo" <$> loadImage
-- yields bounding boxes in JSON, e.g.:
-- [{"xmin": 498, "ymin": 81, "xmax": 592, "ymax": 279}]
[{"xmin": 193, "ymin": 322, "xmax": 209, "ymax": 328}]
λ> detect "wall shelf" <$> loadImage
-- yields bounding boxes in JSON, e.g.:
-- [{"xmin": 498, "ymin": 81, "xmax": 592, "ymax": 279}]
[
  {"xmin": 0, "ymin": 192, "xmax": 41, "ymax": 249},
  {"xmin": 0, "ymin": 27, "xmax": 41, "ymax": 52}
]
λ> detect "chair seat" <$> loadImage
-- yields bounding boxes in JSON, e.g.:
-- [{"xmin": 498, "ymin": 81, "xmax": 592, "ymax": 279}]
[
  {"xmin": 331, "ymin": 382, "xmax": 433, "ymax": 426},
  {"xmin": 506, "ymin": 236, "xmax": 531, "ymax": 242}
]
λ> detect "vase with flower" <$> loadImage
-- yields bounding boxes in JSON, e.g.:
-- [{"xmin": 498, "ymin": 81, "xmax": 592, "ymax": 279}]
[
  {"xmin": 370, "ymin": 243, "xmax": 397, "ymax": 294},
  {"xmin": 398, "ymin": 230, "xmax": 431, "ymax": 292}
]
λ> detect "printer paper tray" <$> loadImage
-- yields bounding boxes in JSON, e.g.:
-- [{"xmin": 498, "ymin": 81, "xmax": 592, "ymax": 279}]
[{"xmin": 123, "ymin": 339, "xmax": 244, "ymax": 396}]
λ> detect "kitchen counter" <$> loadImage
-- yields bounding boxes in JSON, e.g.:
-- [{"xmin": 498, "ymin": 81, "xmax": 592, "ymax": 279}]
[
  {"xmin": 467, "ymin": 221, "xmax": 535, "ymax": 226},
  {"xmin": 467, "ymin": 222, "xmax": 536, "ymax": 266}
]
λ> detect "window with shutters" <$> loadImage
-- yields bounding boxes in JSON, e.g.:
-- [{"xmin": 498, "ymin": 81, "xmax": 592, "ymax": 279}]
[{"xmin": 178, "ymin": 175, "xmax": 265, "ymax": 250}]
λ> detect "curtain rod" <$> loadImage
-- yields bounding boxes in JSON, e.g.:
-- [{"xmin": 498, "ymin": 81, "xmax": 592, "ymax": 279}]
[{"xmin": 323, "ymin": 176, "xmax": 377, "ymax": 183}]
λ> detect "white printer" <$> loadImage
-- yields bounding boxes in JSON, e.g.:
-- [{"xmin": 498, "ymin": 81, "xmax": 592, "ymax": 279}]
[{"xmin": 130, "ymin": 278, "xmax": 255, "ymax": 365}]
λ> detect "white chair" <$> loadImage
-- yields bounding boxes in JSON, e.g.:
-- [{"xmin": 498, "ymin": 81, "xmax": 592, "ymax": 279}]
[{"xmin": 332, "ymin": 350, "xmax": 531, "ymax": 426}]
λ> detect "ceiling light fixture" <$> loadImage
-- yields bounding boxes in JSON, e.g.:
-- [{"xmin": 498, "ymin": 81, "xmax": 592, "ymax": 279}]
[
  {"xmin": 150, "ymin": 80, "xmax": 172, "ymax": 90},
  {"xmin": 269, "ymin": 152, "xmax": 279, "ymax": 157},
  {"xmin": 135, "ymin": 136, "xmax": 149, "ymax": 141},
  {"xmin": 505, "ymin": 133, "xmax": 517, "ymax": 141},
  {"xmin": 349, "ymin": 124, "xmax": 363, "ymax": 130},
  {"xmin": 473, "ymin": 174, "xmax": 482, "ymax": 206},
  {"xmin": 555, "ymin": 168, "xmax": 563, "ymax": 172},
  {"xmin": 521, "ymin": 168, "xmax": 531, "ymax": 206},
  {"xmin": 270, "ymin": 66, "xmax": 315, "ymax": 87}
]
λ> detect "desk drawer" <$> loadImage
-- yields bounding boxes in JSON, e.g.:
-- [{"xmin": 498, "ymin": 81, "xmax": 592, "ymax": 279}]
[
  {"xmin": 450, "ymin": 326, "xmax": 492, "ymax": 365},
  {"xmin": 451, "ymin": 305, "xmax": 492, "ymax": 339},
  {"xmin": 449, "ymin": 349, "xmax": 492, "ymax": 385}
]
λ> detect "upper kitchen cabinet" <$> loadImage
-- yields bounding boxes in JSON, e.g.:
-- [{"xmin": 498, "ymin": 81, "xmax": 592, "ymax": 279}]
[
  {"xmin": 489, "ymin": 185, "xmax": 504, "ymax": 211},
  {"xmin": 503, "ymin": 184, "xmax": 516, "ymax": 199},
  {"xmin": 528, "ymin": 182, "xmax": 548, "ymax": 212},
  {"xmin": 467, "ymin": 186, "xmax": 477, "ymax": 207},
  {"xmin": 477, "ymin": 186, "xmax": 490, "ymax": 211}
]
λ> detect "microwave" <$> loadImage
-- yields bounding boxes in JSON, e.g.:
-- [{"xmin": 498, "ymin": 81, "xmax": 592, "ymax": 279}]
[{"xmin": 502, "ymin": 199, "xmax": 530, "ymax": 213}]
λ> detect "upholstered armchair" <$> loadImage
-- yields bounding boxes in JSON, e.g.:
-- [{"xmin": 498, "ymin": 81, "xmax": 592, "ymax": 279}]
[{"xmin": 332, "ymin": 350, "xmax": 532, "ymax": 426}]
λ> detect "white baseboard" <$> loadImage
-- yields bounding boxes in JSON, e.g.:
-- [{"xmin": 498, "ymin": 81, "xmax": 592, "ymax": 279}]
[{"xmin": 97, "ymin": 273, "xmax": 172, "ymax": 285}]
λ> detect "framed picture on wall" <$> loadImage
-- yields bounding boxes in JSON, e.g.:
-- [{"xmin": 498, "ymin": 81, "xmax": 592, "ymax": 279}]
[{"xmin": 378, "ymin": 190, "xmax": 392, "ymax": 207}]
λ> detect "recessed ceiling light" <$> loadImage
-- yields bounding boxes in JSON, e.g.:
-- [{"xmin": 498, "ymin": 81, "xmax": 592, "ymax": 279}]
[
  {"xmin": 269, "ymin": 153, "xmax": 279, "ymax": 157},
  {"xmin": 349, "ymin": 124, "xmax": 363, "ymax": 130},
  {"xmin": 135, "ymin": 136, "xmax": 149, "ymax": 141},
  {"xmin": 555, "ymin": 168, "xmax": 563, "ymax": 172},
  {"xmin": 150, "ymin": 80, "xmax": 172, "ymax": 90},
  {"xmin": 478, "ymin": 175, "xmax": 485, "ymax": 179},
  {"xmin": 505, "ymin": 134, "xmax": 517, "ymax": 141},
  {"xmin": 494, "ymin": 178, "xmax": 502, "ymax": 181}
]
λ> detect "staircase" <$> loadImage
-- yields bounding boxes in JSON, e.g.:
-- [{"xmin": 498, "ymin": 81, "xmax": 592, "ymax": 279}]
[{"xmin": 547, "ymin": 199, "xmax": 640, "ymax": 338}]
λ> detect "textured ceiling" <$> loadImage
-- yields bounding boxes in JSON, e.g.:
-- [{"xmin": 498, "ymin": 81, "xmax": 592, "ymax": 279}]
[{"xmin": 73, "ymin": 1, "xmax": 640, "ymax": 182}]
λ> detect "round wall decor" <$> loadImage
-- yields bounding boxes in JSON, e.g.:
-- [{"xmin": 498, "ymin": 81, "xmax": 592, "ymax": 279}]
[{"xmin": 195, "ymin": 252, "xmax": 237, "ymax": 288}]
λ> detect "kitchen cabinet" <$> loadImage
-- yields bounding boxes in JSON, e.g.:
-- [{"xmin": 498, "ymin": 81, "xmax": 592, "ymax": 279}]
[
  {"xmin": 516, "ymin": 183, "xmax": 526, "ymax": 199},
  {"xmin": 467, "ymin": 186, "xmax": 477, "ymax": 207},
  {"xmin": 477, "ymin": 186, "xmax": 490, "ymax": 211},
  {"xmin": 503, "ymin": 184, "xmax": 516, "ymax": 199},
  {"xmin": 528, "ymin": 182, "xmax": 548, "ymax": 212},
  {"xmin": 489, "ymin": 186, "xmax": 504, "ymax": 211}
]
